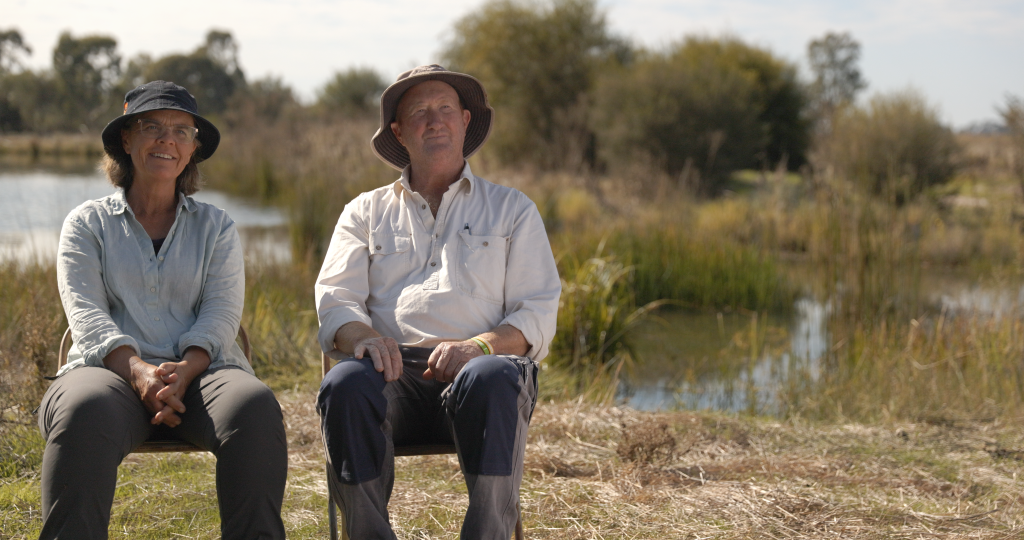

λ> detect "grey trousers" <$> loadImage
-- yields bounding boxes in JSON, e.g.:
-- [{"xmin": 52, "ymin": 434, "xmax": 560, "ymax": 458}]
[
  {"xmin": 36, "ymin": 365, "xmax": 288, "ymax": 540},
  {"xmin": 317, "ymin": 354, "xmax": 538, "ymax": 540}
]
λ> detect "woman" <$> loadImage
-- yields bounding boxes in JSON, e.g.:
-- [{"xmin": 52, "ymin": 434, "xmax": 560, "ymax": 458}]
[{"xmin": 37, "ymin": 81, "xmax": 287, "ymax": 540}]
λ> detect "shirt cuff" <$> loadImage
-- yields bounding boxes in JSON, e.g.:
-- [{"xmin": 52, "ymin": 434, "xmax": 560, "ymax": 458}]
[
  {"xmin": 83, "ymin": 335, "xmax": 140, "ymax": 367},
  {"xmin": 179, "ymin": 331, "xmax": 219, "ymax": 363},
  {"xmin": 318, "ymin": 309, "xmax": 373, "ymax": 353}
]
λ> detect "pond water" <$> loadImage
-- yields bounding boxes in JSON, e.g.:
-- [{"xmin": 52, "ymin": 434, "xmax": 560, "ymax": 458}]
[
  {"xmin": 0, "ymin": 168, "xmax": 289, "ymax": 264},
  {"xmin": 620, "ymin": 273, "xmax": 1024, "ymax": 414},
  {"xmin": 6, "ymin": 167, "xmax": 1021, "ymax": 414}
]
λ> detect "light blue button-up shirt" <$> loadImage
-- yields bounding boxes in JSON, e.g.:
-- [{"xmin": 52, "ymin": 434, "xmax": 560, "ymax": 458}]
[{"xmin": 56, "ymin": 189, "xmax": 251, "ymax": 376}]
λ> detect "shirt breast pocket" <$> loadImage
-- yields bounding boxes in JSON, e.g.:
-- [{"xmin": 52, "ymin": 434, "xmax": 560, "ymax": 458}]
[
  {"xmin": 456, "ymin": 231, "xmax": 508, "ymax": 304},
  {"xmin": 368, "ymin": 231, "xmax": 412, "ymax": 300}
]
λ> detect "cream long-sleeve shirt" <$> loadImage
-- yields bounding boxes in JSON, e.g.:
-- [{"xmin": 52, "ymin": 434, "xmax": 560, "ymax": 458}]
[{"xmin": 315, "ymin": 163, "xmax": 560, "ymax": 361}]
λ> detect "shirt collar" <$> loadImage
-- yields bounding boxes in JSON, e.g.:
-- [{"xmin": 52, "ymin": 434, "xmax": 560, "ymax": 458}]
[
  {"xmin": 393, "ymin": 161, "xmax": 476, "ymax": 197},
  {"xmin": 110, "ymin": 188, "xmax": 197, "ymax": 215}
]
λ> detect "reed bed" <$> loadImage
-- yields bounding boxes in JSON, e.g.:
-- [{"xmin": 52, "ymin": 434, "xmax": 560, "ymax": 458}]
[{"xmin": 0, "ymin": 134, "xmax": 103, "ymax": 159}]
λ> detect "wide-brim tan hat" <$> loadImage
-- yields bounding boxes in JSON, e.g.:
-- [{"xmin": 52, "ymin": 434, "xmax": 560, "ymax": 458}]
[{"xmin": 371, "ymin": 64, "xmax": 493, "ymax": 170}]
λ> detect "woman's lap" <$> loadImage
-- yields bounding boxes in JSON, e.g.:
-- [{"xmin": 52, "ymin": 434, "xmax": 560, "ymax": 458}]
[{"xmin": 37, "ymin": 365, "xmax": 287, "ymax": 538}]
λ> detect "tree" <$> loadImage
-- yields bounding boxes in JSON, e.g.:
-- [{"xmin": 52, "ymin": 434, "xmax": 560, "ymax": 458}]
[
  {"xmin": 998, "ymin": 94, "xmax": 1024, "ymax": 199},
  {"xmin": 0, "ymin": 29, "xmax": 33, "ymax": 132},
  {"xmin": 807, "ymin": 32, "xmax": 867, "ymax": 127},
  {"xmin": 144, "ymin": 31, "xmax": 246, "ymax": 116},
  {"xmin": 52, "ymin": 32, "xmax": 122, "ymax": 128},
  {"xmin": 591, "ymin": 37, "xmax": 810, "ymax": 194},
  {"xmin": 670, "ymin": 37, "xmax": 809, "ymax": 170},
  {"xmin": 224, "ymin": 76, "xmax": 299, "ymax": 128},
  {"xmin": 0, "ymin": 29, "xmax": 32, "ymax": 74},
  {"xmin": 200, "ymin": 30, "xmax": 243, "ymax": 79},
  {"xmin": 316, "ymin": 67, "xmax": 385, "ymax": 117},
  {"xmin": 442, "ymin": 0, "xmax": 626, "ymax": 170},
  {"xmin": 823, "ymin": 90, "xmax": 958, "ymax": 203}
]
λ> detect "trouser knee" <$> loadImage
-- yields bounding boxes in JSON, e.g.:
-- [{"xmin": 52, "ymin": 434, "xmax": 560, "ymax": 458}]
[
  {"xmin": 39, "ymin": 367, "xmax": 147, "ymax": 452},
  {"xmin": 449, "ymin": 355, "xmax": 525, "ymax": 476},
  {"xmin": 213, "ymin": 377, "xmax": 285, "ymax": 451},
  {"xmin": 318, "ymin": 357, "xmax": 389, "ymax": 484}
]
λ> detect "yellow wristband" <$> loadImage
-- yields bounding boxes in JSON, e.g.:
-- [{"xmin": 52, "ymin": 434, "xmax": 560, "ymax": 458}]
[{"xmin": 469, "ymin": 336, "xmax": 492, "ymax": 355}]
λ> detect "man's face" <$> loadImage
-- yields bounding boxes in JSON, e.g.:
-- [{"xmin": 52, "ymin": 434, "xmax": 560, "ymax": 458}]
[{"xmin": 390, "ymin": 80, "xmax": 471, "ymax": 167}]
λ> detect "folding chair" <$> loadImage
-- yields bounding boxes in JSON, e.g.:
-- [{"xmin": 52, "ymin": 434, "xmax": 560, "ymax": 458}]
[
  {"xmin": 321, "ymin": 350, "xmax": 525, "ymax": 540},
  {"xmin": 56, "ymin": 325, "xmax": 252, "ymax": 453}
]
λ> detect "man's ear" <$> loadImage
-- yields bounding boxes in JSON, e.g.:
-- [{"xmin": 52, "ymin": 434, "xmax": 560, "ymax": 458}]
[
  {"xmin": 390, "ymin": 121, "xmax": 404, "ymax": 147},
  {"xmin": 462, "ymin": 109, "xmax": 471, "ymax": 129}
]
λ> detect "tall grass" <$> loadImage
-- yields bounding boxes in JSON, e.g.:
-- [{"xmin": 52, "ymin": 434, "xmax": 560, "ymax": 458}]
[
  {"xmin": 780, "ymin": 309, "xmax": 1024, "ymax": 422},
  {"xmin": 546, "ymin": 252, "xmax": 665, "ymax": 402},
  {"xmin": 202, "ymin": 119, "xmax": 394, "ymax": 268}
]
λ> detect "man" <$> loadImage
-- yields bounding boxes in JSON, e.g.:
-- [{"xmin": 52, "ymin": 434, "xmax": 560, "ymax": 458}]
[{"xmin": 315, "ymin": 65, "xmax": 560, "ymax": 539}]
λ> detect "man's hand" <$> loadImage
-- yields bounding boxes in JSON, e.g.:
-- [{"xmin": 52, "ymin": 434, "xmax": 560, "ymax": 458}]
[
  {"xmin": 353, "ymin": 336, "xmax": 403, "ymax": 382},
  {"xmin": 335, "ymin": 322, "xmax": 403, "ymax": 382},
  {"xmin": 424, "ymin": 340, "xmax": 484, "ymax": 383}
]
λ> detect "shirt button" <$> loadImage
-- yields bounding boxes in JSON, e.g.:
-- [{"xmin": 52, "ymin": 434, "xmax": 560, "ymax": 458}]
[
  {"xmin": 375, "ymin": 245, "xmax": 381, "ymax": 250},
  {"xmin": 150, "ymin": 287, "xmax": 156, "ymax": 292},
  {"xmin": 430, "ymin": 262, "xmax": 436, "ymax": 267},
  {"xmin": 158, "ymin": 256, "xmax": 164, "ymax": 261},
  {"xmin": 482, "ymin": 241, "xmax": 489, "ymax": 247},
  {"xmin": 421, "ymin": 204, "xmax": 426, "ymax": 209},
  {"xmin": 154, "ymin": 317, "xmax": 160, "ymax": 321}
]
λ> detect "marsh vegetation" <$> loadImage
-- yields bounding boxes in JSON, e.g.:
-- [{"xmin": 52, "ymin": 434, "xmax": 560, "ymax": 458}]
[{"xmin": 4, "ymin": 0, "xmax": 1024, "ymax": 535}]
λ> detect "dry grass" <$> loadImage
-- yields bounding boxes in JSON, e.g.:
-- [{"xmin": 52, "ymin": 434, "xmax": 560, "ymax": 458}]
[
  {"xmin": 4, "ymin": 387, "xmax": 1024, "ymax": 538},
  {"xmin": 286, "ymin": 392, "xmax": 1024, "ymax": 538}
]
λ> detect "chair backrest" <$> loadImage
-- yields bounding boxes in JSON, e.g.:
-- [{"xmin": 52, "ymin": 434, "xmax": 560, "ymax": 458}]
[{"xmin": 58, "ymin": 325, "xmax": 253, "ymax": 370}]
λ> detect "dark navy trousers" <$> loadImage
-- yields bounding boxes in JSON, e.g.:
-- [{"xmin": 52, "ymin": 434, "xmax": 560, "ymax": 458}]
[{"xmin": 317, "ymin": 353, "xmax": 538, "ymax": 540}]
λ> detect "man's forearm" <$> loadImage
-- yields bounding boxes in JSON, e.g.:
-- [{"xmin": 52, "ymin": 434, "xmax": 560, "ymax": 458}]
[
  {"xmin": 333, "ymin": 321, "xmax": 384, "ymax": 354},
  {"xmin": 473, "ymin": 324, "xmax": 529, "ymax": 357}
]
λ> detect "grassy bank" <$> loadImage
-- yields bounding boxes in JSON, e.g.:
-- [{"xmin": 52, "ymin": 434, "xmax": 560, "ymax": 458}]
[{"xmin": 3, "ymin": 392, "xmax": 1023, "ymax": 538}]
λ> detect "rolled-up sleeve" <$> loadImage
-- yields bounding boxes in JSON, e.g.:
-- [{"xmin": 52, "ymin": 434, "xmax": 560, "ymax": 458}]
[
  {"xmin": 177, "ymin": 217, "xmax": 244, "ymax": 365},
  {"xmin": 57, "ymin": 214, "xmax": 139, "ymax": 367},
  {"xmin": 315, "ymin": 198, "xmax": 374, "ymax": 353},
  {"xmin": 499, "ymin": 193, "xmax": 561, "ymax": 361}
]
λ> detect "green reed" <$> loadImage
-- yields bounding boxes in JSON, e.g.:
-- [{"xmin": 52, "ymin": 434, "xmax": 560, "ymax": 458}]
[{"xmin": 545, "ymin": 251, "xmax": 667, "ymax": 402}]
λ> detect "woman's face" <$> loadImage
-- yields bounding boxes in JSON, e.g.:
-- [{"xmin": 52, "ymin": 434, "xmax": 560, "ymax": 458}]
[{"xmin": 121, "ymin": 109, "xmax": 197, "ymax": 186}]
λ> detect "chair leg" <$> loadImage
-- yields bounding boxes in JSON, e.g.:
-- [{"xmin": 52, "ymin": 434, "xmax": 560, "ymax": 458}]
[
  {"xmin": 328, "ymin": 464, "xmax": 339, "ymax": 540},
  {"xmin": 515, "ymin": 500, "xmax": 524, "ymax": 540}
]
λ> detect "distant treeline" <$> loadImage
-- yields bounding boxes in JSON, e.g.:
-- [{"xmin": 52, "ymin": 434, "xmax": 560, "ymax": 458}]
[{"xmin": 2, "ymin": 0, "xmax": 1022, "ymax": 198}]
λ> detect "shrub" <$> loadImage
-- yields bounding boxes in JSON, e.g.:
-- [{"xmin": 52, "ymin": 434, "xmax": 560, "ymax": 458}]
[{"xmin": 821, "ymin": 90, "xmax": 960, "ymax": 202}]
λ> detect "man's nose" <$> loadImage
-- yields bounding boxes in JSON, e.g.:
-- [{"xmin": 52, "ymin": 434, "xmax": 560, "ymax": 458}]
[{"xmin": 425, "ymin": 108, "xmax": 443, "ymax": 127}]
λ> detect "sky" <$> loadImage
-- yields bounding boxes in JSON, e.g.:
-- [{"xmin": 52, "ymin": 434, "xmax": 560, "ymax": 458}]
[{"xmin": 7, "ymin": 0, "xmax": 1024, "ymax": 128}]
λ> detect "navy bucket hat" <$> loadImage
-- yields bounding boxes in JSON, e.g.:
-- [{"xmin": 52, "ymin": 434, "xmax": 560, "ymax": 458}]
[{"xmin": 101, "ymin": 80, "xmax": 221, "ymax": 162}]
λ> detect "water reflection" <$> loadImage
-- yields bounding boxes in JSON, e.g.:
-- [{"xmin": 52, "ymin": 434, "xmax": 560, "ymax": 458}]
[
  {"xmin": 0, "ymin": 169, "xmax": 289, "ymax": 263},
  {"xmin": 624, "ymin": 298, "xmax": 829, "ymax": 414},
  {"xmin": 623, "ymin": 279, "xmax": 1024, "ymax": 413}
]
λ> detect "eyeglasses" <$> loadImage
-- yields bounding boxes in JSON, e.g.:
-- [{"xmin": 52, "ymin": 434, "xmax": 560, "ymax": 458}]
[{"xmin": 134, "ymin": 118, "xmax": 199, "ymax": 144}]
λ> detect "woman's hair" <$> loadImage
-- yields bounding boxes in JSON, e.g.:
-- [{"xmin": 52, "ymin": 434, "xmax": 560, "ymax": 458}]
[{"xmin": 101, "ymin": 122, "xmax": 204, "ymax": 196}]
